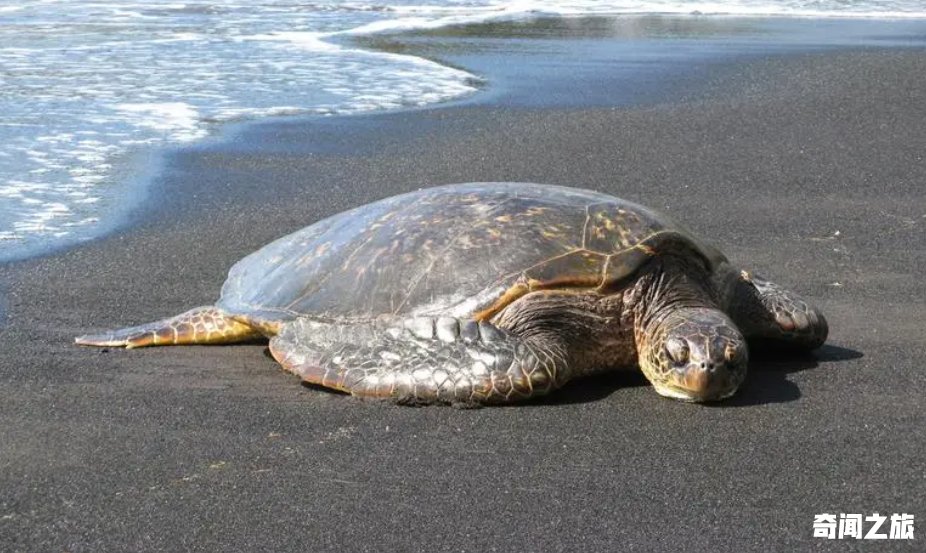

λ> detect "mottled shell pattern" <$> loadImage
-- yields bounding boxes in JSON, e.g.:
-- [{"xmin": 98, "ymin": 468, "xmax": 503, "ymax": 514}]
[{"xmin": 218, "ymin": 183, "xmax": 724, "ymax": 324}]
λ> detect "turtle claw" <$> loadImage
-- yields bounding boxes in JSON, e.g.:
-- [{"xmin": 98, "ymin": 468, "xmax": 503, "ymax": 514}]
[
  {"xmin": 75, "ymin": 324, "xmax": 167, "ymax": 349},
  {"xmin": 774, "ymin": 310, "xmax": 810, "ymax": 333},
  {"xmin": 75, "ymin": 331, "xmax": 147, "ymax": 349}
]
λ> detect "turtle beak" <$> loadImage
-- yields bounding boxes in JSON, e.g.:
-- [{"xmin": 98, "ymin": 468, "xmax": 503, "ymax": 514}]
[{"xmin": 653, "ymin": 372, "xmax": 740, "ymax": 403}]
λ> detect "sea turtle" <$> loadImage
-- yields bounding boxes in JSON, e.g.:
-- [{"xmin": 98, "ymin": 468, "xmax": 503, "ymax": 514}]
[{"xmin": 76, "ymin": 183, "xmax": 827, "ymax": 404}]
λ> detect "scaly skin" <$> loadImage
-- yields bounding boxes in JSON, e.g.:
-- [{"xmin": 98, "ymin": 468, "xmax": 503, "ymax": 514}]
[{"xmin": 269, "ymin": 317, "xmax": 566, "ymax": 405}]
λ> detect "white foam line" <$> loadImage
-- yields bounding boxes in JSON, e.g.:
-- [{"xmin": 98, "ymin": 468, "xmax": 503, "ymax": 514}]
[
  {"xmin": 248, "ymin": 1, "xmax": 926, "ymax": 65},
  {"xmin": 111, "ymin": 102, "xmax": 207, "ymax": 141},
  {"xmin": 243, "ymin": 31, "xmax": 344, "ymax": 53},
  {"xmin": 329, "ymin": 2, "xmax": 540, "ymax": 39},
  {"xmin": 239, "ymin": 28, "xmax": 480, "ymax": 91}
]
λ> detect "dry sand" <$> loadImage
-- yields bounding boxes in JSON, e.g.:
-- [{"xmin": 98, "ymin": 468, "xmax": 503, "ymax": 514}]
[{"xmin": 1, "ymin": 23, "xmax": 924, "ymax": 552}]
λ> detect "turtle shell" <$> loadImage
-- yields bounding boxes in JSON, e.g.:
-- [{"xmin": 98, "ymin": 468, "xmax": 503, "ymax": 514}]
[{"xmin": 217, "ymin": 183, "xmax": 724, "ymax": 323}]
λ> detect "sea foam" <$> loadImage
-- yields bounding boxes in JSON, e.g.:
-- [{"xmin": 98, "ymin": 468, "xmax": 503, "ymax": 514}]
[{"xmin": 0, "ymin": 0, "xmax": 924, "ymax": 261}]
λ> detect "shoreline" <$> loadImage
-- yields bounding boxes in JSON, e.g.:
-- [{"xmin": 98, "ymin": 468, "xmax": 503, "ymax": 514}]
[
  {"xmin": 4, "ymin": 15, "xmax": 926, "ymax": 265},
  {"xmin": 1, "ymin": 17, "xmax": 924, "ymax": 552},
  {"xmin": 96, "ymin": 16, "xmax": 926, "ymax": 230}
]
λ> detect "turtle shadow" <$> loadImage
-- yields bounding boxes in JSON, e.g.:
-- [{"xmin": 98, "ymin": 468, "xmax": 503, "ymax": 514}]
[
  {"xmin": 534, "ymin": 371, "xmax": 650, "ymax": 406},
  {"xmin": 712, "ymin": 343, "xmax": 863, "ymax": 408},
  {"xmin": 538, "ymin": 343, "xmax": 863, "ymax": 407}
]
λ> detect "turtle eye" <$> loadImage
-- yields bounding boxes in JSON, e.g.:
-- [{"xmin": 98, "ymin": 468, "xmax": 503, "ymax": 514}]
[
  {"xmin": 665, "ymin": 337, "xmax": 689, "ymax": 365},
  {"xmin": 724, "ymin": 343, "xmax": 741, "ymax": 363}
]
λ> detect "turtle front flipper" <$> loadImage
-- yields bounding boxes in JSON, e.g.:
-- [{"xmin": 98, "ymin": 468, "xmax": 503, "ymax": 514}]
[
  {"xmin": 269, "ymin": 317, "xmax": 569, "ymax": 405},
  {"xmin": 729, "ymin": 271, "xmax": 828, "ymax": 349},
  {"xmin": 75, "ymin": 306, "xmax": 263, "ymax": 349}
]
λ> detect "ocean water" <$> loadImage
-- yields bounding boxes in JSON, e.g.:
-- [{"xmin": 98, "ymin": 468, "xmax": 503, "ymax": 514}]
[{"xmin": 1, "ymin": 1, "xmax": 924, "ymax": 262}]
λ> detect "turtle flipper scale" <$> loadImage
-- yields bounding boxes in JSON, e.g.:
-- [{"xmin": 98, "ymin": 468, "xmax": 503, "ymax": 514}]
[
  {"xmin": 269, "ymin": 317, "xmax": 568, "ymax": 405},
  {"xmin": 75, "ymin": 306, "xmax": 263, "ymax": 349},
  {"xmin": 730, "ymin": 271, "xmax": 828, "ymax": 349}
]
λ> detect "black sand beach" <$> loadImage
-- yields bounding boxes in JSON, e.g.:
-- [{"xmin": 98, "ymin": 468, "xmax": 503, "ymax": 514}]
[{"xmin": 2, "ymin": 17, "xmax": 925, "ymax": 552}]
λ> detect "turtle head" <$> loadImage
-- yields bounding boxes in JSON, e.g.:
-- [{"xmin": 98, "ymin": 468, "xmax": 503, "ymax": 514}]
[{"xmin": 640, "ymin": 308, "xmax": 748, "ymax": 402}]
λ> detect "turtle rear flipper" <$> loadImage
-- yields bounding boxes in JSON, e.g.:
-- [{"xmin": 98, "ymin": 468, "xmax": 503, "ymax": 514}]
[
  {"xmin": 75, "ymin": 306, "xmax": 262, "ymax": 349},
  {"xmin": 269, "ymin": 317, "xmax": 568, "ymax": 405}
]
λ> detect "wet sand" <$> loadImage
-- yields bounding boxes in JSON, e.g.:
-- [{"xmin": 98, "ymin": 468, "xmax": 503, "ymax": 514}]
[{"xmin": 1, "ymin": 17, "xmax": 924, "ymax": 552}]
